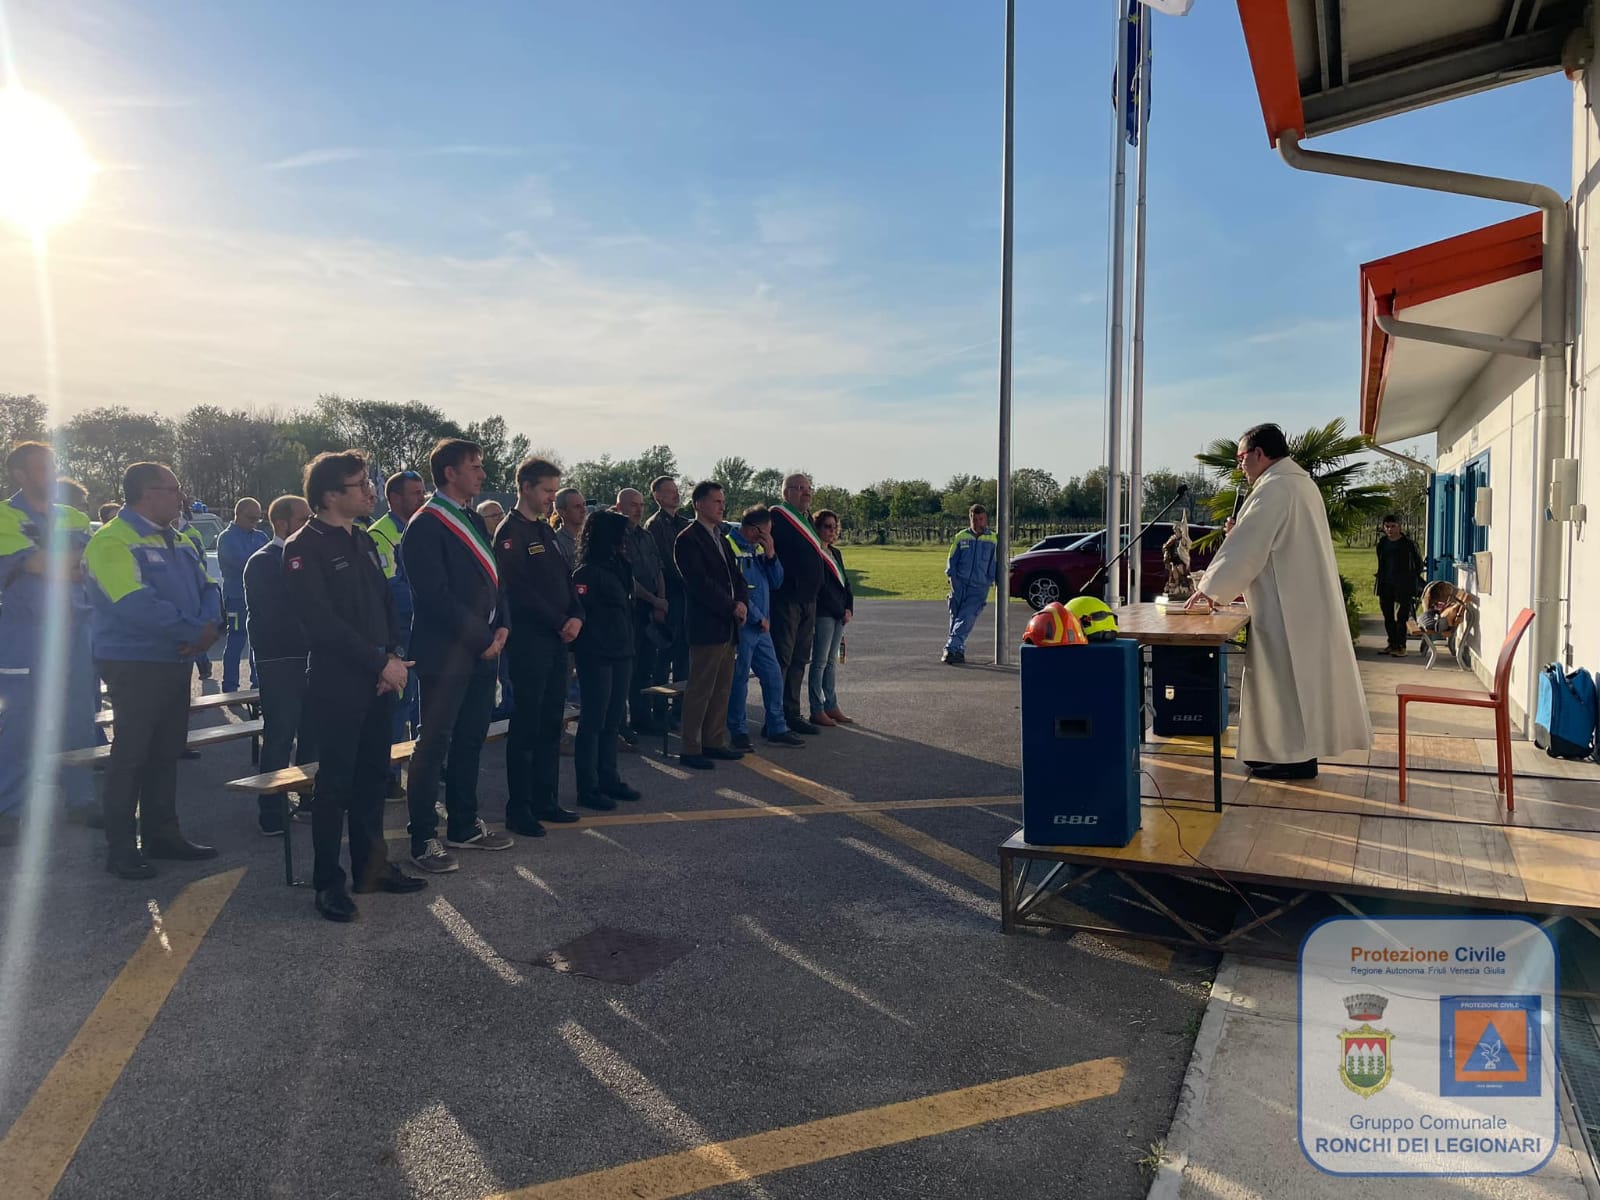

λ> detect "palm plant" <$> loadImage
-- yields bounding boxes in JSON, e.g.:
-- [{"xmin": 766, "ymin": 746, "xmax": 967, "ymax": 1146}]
[{"xmin": 1193, "ymin": 418, "xmax": 1392, "ymax": 547}]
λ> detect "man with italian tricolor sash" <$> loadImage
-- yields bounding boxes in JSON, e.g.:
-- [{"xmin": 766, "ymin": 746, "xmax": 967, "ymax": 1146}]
[
  {"xmin": 768, "ymin": 473, "xmax": 843, "ymax": 737},
  {"xmin": 400, "ymin": 438, "xmax": 516, "ymax": 874}
]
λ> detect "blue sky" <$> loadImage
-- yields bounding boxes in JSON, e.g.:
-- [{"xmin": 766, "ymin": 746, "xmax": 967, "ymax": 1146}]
[{"xmin": 0, "ymin": 0, "xmax": 1574, "ymax": 489}]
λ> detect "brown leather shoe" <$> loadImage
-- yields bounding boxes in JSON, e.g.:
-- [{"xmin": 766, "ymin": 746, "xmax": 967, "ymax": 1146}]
[
  {"xmin": 809, "ymin": 711, "xmax": 837, "ymax": 727},
  {"xmin": 825, "ymin": 708, "xmax": 854, "ymax": 725}
]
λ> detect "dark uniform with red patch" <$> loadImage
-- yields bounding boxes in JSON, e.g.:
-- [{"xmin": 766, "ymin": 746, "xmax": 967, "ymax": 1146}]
[
  {"xmin": 282, "ymin": 517, "xmax": 403, "ymax": 892},
  {"xmin": 495, "ymin": 509, "xmax": 584, "ymax": 833}
]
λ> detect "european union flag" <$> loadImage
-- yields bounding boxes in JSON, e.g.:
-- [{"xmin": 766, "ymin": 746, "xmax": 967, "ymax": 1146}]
[{"xmin": 1112, "ymin": 0, "xmax": 1148, "ymax": 147}]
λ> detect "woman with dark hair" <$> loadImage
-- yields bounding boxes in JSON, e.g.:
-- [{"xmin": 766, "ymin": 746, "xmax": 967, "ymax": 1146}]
[
  {"xmin": 807, "ymin": 510, "xmax": 854, "ymax": 726},
  {"xmin": 571, "ymin": 510, "xmax": 642, "ymax": 809}
]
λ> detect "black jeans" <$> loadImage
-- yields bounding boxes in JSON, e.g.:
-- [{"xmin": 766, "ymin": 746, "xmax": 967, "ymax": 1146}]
[
  {"xmin": 1379, "ymin": 590, "xmax": 1413, "ymax": 651},
  {"xmin": 306, "ymin": 667, "xmax": 395, "ymax": 890},
  {"xmin": 97, "ymin": 660, "xmax": 191, "ymax": 852},
  {"xmin": 408, "ymin": 657, "xmax": 497, "ymax": 850},
  {"xmin": 769, "ymin": 596, "xmax": 817, "ymax": 723},
  {"xmin": 631, "ymin": 606, "xmax": 666, "ymax": 729},
  {"xmin": 505, "ymin": 634, "xmax": 568, "ymax": 822},
  {"xmin": 665, "ymin": 584, "xmax": 690, "ymax": 684},
  {"xmin": 576, "ymin": 655, "xmax": 631, "ymax": 796},
  {"xmin": 256, "ymin": 656, "xmax": 315, "ymax": 822}
]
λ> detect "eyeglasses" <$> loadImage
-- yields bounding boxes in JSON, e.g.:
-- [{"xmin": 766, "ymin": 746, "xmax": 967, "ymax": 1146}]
[
  {"xmin": 1235, "ymin": 448, "xmax": 1258, "ymax": 465},
  {"xmin": 339, "ymin": 479, "xmax": 377, "ymax": 493},
  {"xmin": 145, "ymin": 484, "xmax": 181, "ymax": 493}
]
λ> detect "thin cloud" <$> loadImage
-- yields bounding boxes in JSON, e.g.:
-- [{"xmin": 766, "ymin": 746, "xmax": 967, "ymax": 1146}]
[{"xmin": 263, "ymin": 144, "xmax": 527, "ymax": 170}]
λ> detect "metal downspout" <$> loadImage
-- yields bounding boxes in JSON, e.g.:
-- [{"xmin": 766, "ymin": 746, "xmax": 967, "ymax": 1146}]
[
  {"xmin": 1368, "ymin": 443, "xmax": 1435, "ymax": 477},
  {"xmin": 1277, "ymin": 132, "xmax": 1569, "ymax": 725},
  {"xmin": 1373, "ymin": 312, "xmax": 1542, "ymax": 360}
]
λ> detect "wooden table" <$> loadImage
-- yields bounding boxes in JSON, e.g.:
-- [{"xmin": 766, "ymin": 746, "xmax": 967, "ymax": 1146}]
[{"xmin": 1113, "ymin": 602, "xmax": 1250, "ymax": 811}]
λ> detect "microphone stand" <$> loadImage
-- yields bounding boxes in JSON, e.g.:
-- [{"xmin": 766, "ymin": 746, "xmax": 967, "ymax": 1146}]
[{"xmin": 1081, "ymin": 486, "xmax": 1190, "ymax": 604}]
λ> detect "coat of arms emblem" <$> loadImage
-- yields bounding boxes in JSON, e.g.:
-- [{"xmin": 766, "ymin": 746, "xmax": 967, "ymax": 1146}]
[{"xmin": 1338, "ymin": 993, "xmax": 1394, "ymax": 1098}]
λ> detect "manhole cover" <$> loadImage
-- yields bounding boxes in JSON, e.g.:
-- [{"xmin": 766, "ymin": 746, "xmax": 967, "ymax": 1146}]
[{"xmin": 542, "ymin": 926, "xmax": 694, "ymax": 985}]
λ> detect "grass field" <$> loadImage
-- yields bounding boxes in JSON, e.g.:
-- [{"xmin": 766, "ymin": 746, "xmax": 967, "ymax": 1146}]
[{"xmin": 843, "ymin": 541, "xmax": 1384, "ymax": 614}]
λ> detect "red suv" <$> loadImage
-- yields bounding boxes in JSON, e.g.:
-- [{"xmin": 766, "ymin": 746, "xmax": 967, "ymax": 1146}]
[{"xmin": 1008, "ymin": 523, "xmax": 1220, "ymax": 610}]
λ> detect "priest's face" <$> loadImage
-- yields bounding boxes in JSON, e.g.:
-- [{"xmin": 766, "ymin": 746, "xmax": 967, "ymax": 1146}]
[{"xmin": 1236, "ymin": 439, "xmax": 1268, "ymax": 485}]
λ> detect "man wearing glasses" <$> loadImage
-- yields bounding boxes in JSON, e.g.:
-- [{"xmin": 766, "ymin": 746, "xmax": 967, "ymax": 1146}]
[
  {"xmin": 284, "ymin": 451, "xmax": 426, "ymax": 920},
  {"xmin": 1184, "ymin": 423, "xmax": 1371, "ymax": 781},
  {"xmin": 83, "ymin": 463, "xmax": 223, "ymax": 878},
  {"xmin": 369, "ymin": 469, "xmax": 427, "ymax": 798}
]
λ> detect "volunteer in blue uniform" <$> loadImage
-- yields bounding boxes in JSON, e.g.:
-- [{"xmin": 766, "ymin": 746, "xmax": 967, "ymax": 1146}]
[
  {"xmin": 724, "ymin": 507, "xmax": 802, "ymax": 750},
  {"xmin": 283, "ymin": 451, "xmax": 427, "ymax": 921},
  {"xmin": 942, "ymin": 504, "xmax": 1000, "ymax": 665},
  {"xmin": 0, "ymin": 442, "xmax": 98, "ymax": 846},
  {"xmin": 175, "ymin": 496, "xmax": 212, "ymax": 681},
  {"xmin": 368, "ymin": 469, "xmax": 426, "ymax": 798},
  {"xmin": 244, "ymin": 494, "xmax": 316, "ymax": 835},
  {"xmin": 217, "ymin": 497, "xmax": 268, "ymax": 691},
  {"xmin": 83, "ymin": 463, "xmax": 222, "ymax": 879}
]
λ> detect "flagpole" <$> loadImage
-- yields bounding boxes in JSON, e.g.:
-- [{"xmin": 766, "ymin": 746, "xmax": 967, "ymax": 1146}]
[
  {"xmin": 1129, "ymin": 10, "xmax": 1151, "ymax": 602},
  {"xmin": 1105, "ymin": 0, "xmax": 1134, "ymax": 607},
  {"xmin": 995, "ymin": 0, "xmax": 1015, "ymax": 665}
]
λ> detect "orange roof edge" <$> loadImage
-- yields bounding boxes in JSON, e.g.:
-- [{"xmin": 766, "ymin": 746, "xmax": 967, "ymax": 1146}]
[
  {"xmin": 1358, "ymin": 214, "xmax": 1544, "ymax": 439},
  {"xmin": 1236, "ymin": 0, "xmax": 1304, "ymax": 146}
]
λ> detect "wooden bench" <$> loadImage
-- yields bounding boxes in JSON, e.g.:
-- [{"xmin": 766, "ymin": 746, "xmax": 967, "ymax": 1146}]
[
  {"xmin": 95, "ymin": 688, "xmax": 260, "ymax": 726},
  {"xmin": 641, "ymin": 681, "xmax": 687, "ymax": 757},
  {"xmin": 226, "ymin": 708, "xmax": 577, "ymax": 885},
  {"xmin": 61, "ymin": 718, "xmax": 265, "ymax": 767}
]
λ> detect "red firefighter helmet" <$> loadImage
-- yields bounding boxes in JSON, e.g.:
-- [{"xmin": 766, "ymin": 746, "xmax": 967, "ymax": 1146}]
[{"xmin": 1023, "ymin": 602, "xmax": 1088, "ymax": 647}]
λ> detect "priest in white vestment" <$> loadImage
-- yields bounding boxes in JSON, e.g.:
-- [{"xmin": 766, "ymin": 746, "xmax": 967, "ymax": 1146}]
[{"xmin": 1185, "ymin": 424, "xmax": 1372, "ymax": 780}]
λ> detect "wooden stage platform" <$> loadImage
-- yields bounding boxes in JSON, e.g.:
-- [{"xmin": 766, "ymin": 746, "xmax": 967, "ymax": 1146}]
[{"xmin": 1002, "ymin": 734, "xmax": 1600, "ymax": 954}]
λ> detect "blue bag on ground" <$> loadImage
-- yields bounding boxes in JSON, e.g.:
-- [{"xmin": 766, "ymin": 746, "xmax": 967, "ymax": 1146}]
[{"xmin": 1532, "ymin": 662, "xmax": 1596, "ymax": 759}]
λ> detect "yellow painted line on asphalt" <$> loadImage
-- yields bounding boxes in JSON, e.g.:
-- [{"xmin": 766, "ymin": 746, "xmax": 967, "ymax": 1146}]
[
  {"xmin": 382, "ymin": 795, "xmax": 1021, "ymax": 843},
  {"xmin": 490, "ymin": 1055, "xmax": 1124, "ymax": 1200},
  {"xmin": 0, "ymin": 868, "xmax": 245, "ymax": 1200},
  {"xmin": 738, "ymin": 757, "xmax": 1174, "ymax": 972}
]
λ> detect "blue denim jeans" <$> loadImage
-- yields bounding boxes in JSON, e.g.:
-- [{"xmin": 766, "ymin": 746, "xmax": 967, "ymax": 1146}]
[
  {"xmin": 808, "ymin": 614, "xmax": 844, "ymax": 714},
  {"xmin": 729, "ymin": 629, "xmax": 786, "ymax": 737}
]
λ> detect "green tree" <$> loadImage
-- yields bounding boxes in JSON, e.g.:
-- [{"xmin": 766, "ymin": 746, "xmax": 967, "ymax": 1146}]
[
  {"xmin": 711, "ymin": 455, "xmax": 756, "ymax": 512},
  {"xmin": 175, "ymin": 406, "xmax": 302, "ymax": 508},
  {"xmin": 59, "ymin": 407, "xmax": 177, "ymax": 505},
  {"xmin": 1010, "ymin": 468, "xmax": 1060, "ymax": 520},
  {"xmin": 317, "ymin": 395, "xmax": 465, "ymax": 480},
  {"xmin": 0, "ymin": 393, "xmax": 48, "ymax": 447},
  {"xmin": 1368, "ymin": 445, "xmax": 1431, "ymax": 537},
  {"xmin": 811, "ymin": 484, "xmax": 853, "ymax": 524},
  {"xmin": 464, "ymin": 415, "xmax": 530, "ymax": 493},
  {"xmin": 751, "ymin": 467, "xmax": 784, "ymax": 500},
  {"xmin": 1195, "ymin": 419, "xmax": 1391, "ymax": 545}
]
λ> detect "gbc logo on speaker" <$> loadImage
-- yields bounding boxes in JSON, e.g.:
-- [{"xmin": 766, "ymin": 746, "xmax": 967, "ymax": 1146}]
[{"xmin": 1053, "ymin": 814, "xmax": 1099, "ymax": 825}]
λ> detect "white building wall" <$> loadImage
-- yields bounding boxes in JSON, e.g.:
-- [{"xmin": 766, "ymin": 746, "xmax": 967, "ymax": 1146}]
[
  {"xmin": 1567, "ymin": 55, "xmax": 1600, "ymax": 678},
  {"xmin": 1434, "ymin": 303, "xmax": 1539, "ymax": 708}
]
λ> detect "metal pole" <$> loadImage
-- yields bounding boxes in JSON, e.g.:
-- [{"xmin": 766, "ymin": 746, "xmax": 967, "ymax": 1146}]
[
  {"xmin": 1105, "ymin": 0, "xmax": 1133, "ymax": 607},
  {"xmin": 995, "ymin": 0, "xmax": 1016, "ymax": 664},
  {"xmin": 1128, "ymin": 11, "xmax": 1151, "ymax": 603}
]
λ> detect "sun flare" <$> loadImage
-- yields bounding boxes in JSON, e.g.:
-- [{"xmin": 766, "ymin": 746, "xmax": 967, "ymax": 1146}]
[{"xmin": 0, "ymin": 86, "xmax": 94, "ymax": 237}]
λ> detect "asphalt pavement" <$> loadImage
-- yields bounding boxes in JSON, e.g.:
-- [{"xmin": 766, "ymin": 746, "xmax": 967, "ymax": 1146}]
[{"xmin": 0, "ymin": 598, "xmax": 1215, "ymax": 1199}]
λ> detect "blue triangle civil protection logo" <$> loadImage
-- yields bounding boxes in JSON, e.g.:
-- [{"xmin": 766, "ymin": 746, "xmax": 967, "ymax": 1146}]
[{"xmin": 1465, "ymin": 1020, "xmax": 1519, "ymax": 1074}]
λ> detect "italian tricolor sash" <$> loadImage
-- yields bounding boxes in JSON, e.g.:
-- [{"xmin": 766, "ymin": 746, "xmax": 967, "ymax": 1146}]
[
  {"xmin": 773, "ymin": 502, "xmax": 845, "ymax": 587},
  {"xmin": 419, "ymin": 494, "xmax": 498, "ymax": 586}
]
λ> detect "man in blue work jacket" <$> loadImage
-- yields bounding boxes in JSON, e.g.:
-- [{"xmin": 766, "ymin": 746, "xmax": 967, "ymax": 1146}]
[
  {"xmin": 84, "ymin": 462, "xmax": 223, "ymax": 879},
  {"xmin": 367, "ymin": 468, "xmax": 426, "ymax": 799},
  {"xmin": 724, "ymin": 507, "xmax": 804, "ymax": 750},
  {"xmin": 0, "ymin": 442, "xmax": 98, "ymax": 847},
  {"xmin": 217, "ymin": 497, "xmax": 268, "ymax": 692},
  {"xmin": 943, "ymin": 503, "xmax": 1000, "ymax": 665}
]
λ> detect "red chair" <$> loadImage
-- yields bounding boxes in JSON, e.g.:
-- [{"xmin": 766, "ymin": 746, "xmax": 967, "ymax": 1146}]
[{"xmin": 1396, "ymin": 608, "xmax": 1533, "ymax": 813}]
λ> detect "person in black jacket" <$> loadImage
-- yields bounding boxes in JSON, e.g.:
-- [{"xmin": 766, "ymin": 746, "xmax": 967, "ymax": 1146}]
[
  {"xmin": 807, "ymin": 509, "xmax": 855, "ymax": 726},
  {"xmin": 243, "ymin": 493, "xmax": 316, "ymax": 835},
  {"xmin": 672, "ymin": 482, "xmax": 749, "ymax": 769},
  {"xmin": 1375, "ymin": 513, "xmax": 1425, "ymax": 656},
  {"xmin": 571, "ymin": 511, "xmax": 643, "ymax": 808},
  {"xmin": 283, "ymin": 451, "xmax": 426, "ymax": 922},
  {"xmin": 496, "ymin": 458, "xmax": 585, "ymax": 836},
  {"xmin": 768, "ymin": 473, "xmax": 824, "ymax": 735},
  {"xmin": 400, "ymin": 438, "xmax": 515, "ymax": 873},
  {"xmin": 644, "ymin": 476, "xmax": 691, "ymax": 719}
]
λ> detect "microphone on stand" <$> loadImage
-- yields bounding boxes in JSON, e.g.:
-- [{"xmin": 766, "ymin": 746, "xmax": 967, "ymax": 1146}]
[{"xmin": 1083, "ymin": 484, "xmax": 1189, "ymax": 603}]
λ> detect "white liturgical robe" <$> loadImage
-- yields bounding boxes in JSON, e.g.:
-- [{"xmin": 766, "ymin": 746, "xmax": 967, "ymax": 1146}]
[{"xmin": 1199, "ymin": 457, "xmax": 1372, "ymax": 764}]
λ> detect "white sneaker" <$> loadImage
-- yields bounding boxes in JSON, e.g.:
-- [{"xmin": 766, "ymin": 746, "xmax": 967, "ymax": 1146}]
[{"xmin": 411, "ymin": 838, "xmax": 458, "ymax": 873}]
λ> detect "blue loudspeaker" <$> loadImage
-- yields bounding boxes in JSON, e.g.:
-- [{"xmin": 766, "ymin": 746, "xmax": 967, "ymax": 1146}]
[
  {"xmin": 1150, "ymin": 645, "xmax": 1228, "ymax": 736},
  {"xmin": 1020, "ymin": 639, "xmax": 1140, "ymax": 847}
]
